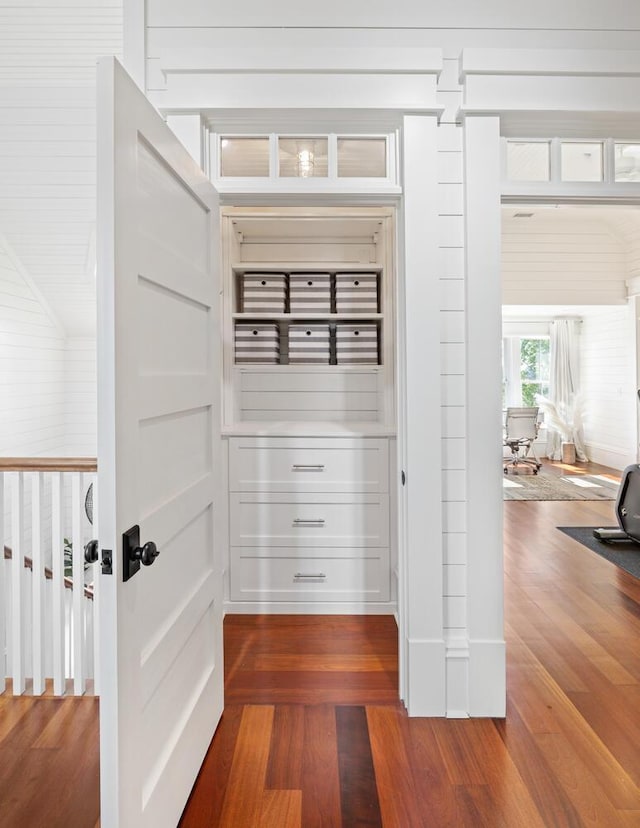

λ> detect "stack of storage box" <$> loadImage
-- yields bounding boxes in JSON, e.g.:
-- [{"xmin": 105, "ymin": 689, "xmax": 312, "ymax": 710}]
[
  {"xmin": 335, "ymin": 273, "xmax": 378, "ymax": 313},
  {"xmin": 242, "ymin": 273, "xmax": 287, "ymax": 313},
  {"xmin": 288, "ymin": 324, "xmax": 330, "ymax": 364},
  {"xmin": 336, "ymin": 323, "xmax": 379, "ymax": 364},
  {"xmin": 289, "ymin": 273, "xmax": 331, "ymax": 313},
  {"xmin": 235, "ymin": 323, "xmax": 280, "ymax": 364}
]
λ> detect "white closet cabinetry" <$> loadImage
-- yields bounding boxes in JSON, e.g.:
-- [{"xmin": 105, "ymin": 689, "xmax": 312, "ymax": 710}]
[
  {"xmin": 229, "ymin": 437, "xmax": 390, "ymax": 605},
  {"xmin": 222, "ymin": 207, "xmax": 396, "ymax": 612}
]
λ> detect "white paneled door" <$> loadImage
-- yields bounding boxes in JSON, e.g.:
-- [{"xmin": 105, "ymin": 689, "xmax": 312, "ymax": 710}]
[{"xmin": 96, "ymin": 57, "xmax": 223, "ymax": 827}]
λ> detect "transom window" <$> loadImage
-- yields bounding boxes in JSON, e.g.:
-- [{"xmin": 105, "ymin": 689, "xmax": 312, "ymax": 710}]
[
  {"xmin": 213, "ymin": 133, "xmax": 391, "ymax": 183},
  {"xmin": 503, "ymin": 137, "xmax": 640, "ymax": 185}
]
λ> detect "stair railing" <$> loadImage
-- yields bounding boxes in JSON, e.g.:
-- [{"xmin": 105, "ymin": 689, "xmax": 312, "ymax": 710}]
[{"xmin": 0, "ymin": 458, "xmax": 98, "ymax": 697}]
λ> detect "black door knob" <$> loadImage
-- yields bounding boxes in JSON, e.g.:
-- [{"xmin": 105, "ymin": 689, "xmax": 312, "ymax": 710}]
[
  {"xmin": 138, "ymin": 541, "xmax": 159, "ymax": 566},
  {"xmin": 84, "ymin": 539, "xmax": 99, "ymax": 564}
]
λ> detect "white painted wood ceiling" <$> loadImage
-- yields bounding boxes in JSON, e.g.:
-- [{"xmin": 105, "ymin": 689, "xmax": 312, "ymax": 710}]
[{"xmin": 0, "ymin": 0, "xmax": 122, "ymax": 336}]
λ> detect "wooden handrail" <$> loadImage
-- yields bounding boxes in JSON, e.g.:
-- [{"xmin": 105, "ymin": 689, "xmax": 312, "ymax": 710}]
[
  {"xmin": 0, "ymin": 457, "xmax": 97, "ymax": 472},
  {"xmin": 4, "ymin": 545, "xmax": 94, "ymax": 601}
]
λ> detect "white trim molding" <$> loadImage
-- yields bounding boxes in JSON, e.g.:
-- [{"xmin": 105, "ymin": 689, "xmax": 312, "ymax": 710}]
[
  {"xmin": 146, "ymin": 43, "xmax": 443, "ymax": 112},
  {"xmin": 460, "ymin": 48, "xmax": 640, "ymax": 136},
  {"xmin": 464, "ymin": 114, "xmax": 506, "ymax": 718},
  {"xmin": 399, "ymin": 114, "xmax": 445, "ymax": 716}
]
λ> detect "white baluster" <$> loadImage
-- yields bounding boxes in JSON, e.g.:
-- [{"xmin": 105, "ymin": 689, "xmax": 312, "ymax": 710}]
[
  {"xmin": 51, "ymin": 472, "xmax": 65, "ymax": 696},
  {"xmin": 0, "ymin": 475, "xmax": 5, "ymax": 694},
  {"xmin": 11, "ymin": 472, "xmax": 25, "ymax": 694},
  {"xmin": 31, "ymin": 472, "xmax": 45, "ymax": 695},
  {"xmin": 71, "ymin": 472, "xmax": 85, "ymax": 695}
]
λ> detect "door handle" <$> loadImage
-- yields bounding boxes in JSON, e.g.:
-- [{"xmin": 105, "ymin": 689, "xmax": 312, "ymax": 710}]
[
  {"xmin": 133, "ymin": 541, "xmax": 160, "ymax": 567},
  {"xmin": 122, "ymin": 524, "xmax": 160, "ymax": 582},
  {"xmin": 84, "ymin": 539, "xmax": 99, "ymax": 564}
]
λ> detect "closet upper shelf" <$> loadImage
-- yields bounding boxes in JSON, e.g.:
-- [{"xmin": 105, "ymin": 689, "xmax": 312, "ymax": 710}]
[
  {"xmin": 231, "ymin": 263, "xmax": 382, "ymax": 273},
  {"xmin": 232, "ymin": 312, "xmax": 384, "ymax": 320}
]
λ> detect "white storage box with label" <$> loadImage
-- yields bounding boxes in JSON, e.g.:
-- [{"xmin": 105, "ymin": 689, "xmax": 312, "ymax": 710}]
[
  {"xmin": 289, "ymin": 273, "xmax": 331, "ymax": 313},
  {"xmin": 335, "ymin": 273, "xmax": 378, "ymax": 313},
  {"xmin": 336, "ymin": 323, "xmax": 379, "ymax": 364},
  {"xmin": 242, "ymin": 273, "xmax": 286, "ymax": 313},
  {"xmin": 288, "ymin": 323, "xmax": 330, "ymax": 364},
  {"xmin": 235, "ymin": 323, "xmax": 280, "ymax": 364}
]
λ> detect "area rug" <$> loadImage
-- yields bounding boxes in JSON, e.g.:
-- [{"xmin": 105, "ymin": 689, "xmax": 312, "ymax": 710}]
[
  {"xmin": 503, "ymin": 471, "xmax": 618, "ymax": 501},
  {"xmin": 557, "ymin": 526, "xmax": 640, "ymax": 579}
]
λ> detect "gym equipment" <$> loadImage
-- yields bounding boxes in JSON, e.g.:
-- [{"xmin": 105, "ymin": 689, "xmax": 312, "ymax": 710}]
[
  {"xmin": 594, "ymin": 390, "xmax": 640, "ymax": 544},
  {"xmin": 593, "ymin": 464, "xmax": 640, "ymax": 543}
]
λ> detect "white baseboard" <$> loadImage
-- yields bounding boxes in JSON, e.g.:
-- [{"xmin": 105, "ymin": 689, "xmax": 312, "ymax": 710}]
[
  {"xmin": 401, "ymin": 637, "xmax": 446, "ymax": 716},
  {"xmin": 468, "ymin": 639, "xmax": 506, "ymax": 717},
  {"xmin": 224, "ymin": 600, "xmax": 397, "ymax": 615},
  {"xmin": 446, "ymin": 638, "xmax": 470, "ymax": 716},
  {"xmin": 584, "ymin": 442, "xmax": 635, "ymax": 472}
]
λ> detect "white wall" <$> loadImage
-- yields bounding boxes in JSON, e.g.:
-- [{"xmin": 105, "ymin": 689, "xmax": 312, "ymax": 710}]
[
  {"xmin": 0, "ymin": 242, "xmax": 66, "ymax": 457},
  {"xmin": 580, "ymin": 305, "xmax": 637, "ymax": 469},
  {"xmin": 63, "ymin": 338, "xmax": 97, "ymax": 457},
  {"xmin": 0, "ymin": 0, "xmax": 123, "ymax": 337}
]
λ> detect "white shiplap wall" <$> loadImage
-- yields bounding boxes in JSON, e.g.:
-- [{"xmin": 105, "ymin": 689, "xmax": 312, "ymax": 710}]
[
  {"xmin": 64, "ymin": 338, "xmax": 97, "ymax": 456},
  {"xmin": 502, "ymin": 213, "xmax": 628, "ymax": 305},
  {"xmin": 0, "ymin": 0, "xmax": 123, "ymax": 336},
  {"xmin": 580, "ymin": 305, "xmax": 637, "ymax": 469},
  {"xmin": 0, "ymin": 241, "xmax": 66, "ymax": 456}
]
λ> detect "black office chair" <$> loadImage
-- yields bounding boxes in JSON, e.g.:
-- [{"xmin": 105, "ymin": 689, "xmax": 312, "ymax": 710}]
[{"xmin": 503, "ymin": 406, "xmax": 542, "ymax": 475}]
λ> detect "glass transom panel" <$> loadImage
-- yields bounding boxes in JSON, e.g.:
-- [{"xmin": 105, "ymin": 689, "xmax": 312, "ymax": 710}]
[
  {"xmin": 278, "ymin": 137, "xmax": 328, "ymax": 178},
  {"xmin": 337, "ymin": 138, "xmax": 386, "ymax": 178},
  {"xmin": 220, "ymin": 137, "xmax": 270, "ymax": 177},
  {"xmin": 560, "ymin": 142, "xmax": 603, "ymax": 182},
  {"xmin": 505, "ymin": 141, "xmax": 550, "ymax": 182}
]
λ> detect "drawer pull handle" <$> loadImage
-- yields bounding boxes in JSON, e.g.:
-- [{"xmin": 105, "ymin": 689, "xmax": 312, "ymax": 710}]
[
  {"xmin": 293, "ymin": 518, "xmax": 325, "ymax": 526},
  {"xmin": 294, "ymin": 572, "xmax": 327, "ymax": 580},
  {"xmin": 292, "ymin": 464, "xmax": 325, "ymax": 471}
]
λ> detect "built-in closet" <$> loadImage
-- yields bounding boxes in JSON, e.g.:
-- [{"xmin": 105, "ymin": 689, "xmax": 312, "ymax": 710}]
[{"xmin": 220, "ymin": 206, "xmax": 397, "ymax": 612}]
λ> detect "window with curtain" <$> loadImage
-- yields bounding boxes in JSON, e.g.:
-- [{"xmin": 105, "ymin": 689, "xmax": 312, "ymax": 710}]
[{"xmin": 503, "ymin": 336, "xmax": 550, "ymax": 407}]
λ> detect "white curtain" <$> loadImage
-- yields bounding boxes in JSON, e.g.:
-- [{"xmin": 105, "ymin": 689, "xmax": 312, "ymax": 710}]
[{"xmin": 546, "ymin": 318, "xmax": 588, "ymax": 461}]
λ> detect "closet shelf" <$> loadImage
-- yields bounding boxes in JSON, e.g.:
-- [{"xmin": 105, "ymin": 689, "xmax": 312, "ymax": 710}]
[{"xmin": 232, "ymin": 312, "xmax": 383, "ymax": 321}]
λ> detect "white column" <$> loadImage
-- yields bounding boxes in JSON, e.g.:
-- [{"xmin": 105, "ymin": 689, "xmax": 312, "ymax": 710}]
[
  {"xmin": 463, "ymin": 114, "xmax": 505, "ymax": 717},
  {"xmin": 399, "ymin": 114, "xmax": 445, "ymax": 716}
]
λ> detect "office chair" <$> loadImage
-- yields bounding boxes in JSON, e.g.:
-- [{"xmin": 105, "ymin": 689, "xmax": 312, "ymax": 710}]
[{"xmin": 503, "ymin": 406, "xmax": 542, "ymax": 475}]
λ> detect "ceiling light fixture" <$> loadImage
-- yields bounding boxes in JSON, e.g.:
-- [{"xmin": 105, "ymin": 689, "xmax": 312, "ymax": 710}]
[{"xmin": 297, "ymin": 148, "xmax": 315, "ymax": 178}]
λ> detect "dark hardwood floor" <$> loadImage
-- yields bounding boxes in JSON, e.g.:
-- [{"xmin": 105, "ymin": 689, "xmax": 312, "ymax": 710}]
[{"xmin": 2, "ymin": 459, "xmax": 640, "ymax": 826}]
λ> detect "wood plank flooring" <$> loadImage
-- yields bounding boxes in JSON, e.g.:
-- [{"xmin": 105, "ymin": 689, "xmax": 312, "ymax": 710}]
[{"xmin": 2, "ymin": 460, "xmax": 640, "ymax": 826}]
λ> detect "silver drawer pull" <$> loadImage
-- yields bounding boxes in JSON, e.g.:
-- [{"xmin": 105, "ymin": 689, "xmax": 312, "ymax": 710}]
[
  {"xmin": 292, "ymin": 464, "xmax": 325, "ymax": 471},
  {"xmin": 293, "ymin": 518, "xmax": 325, "ymax": 526},
  {"xmin": 294, "ymin": 572, "xmax": 327, "ymax": 580}
]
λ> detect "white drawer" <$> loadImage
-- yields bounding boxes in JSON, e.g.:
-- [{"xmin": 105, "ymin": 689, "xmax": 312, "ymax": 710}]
[
  {"xmin": 230, "ymin": 548, "xmax": 390, "ymax": 602},
  {"xmin": 229, "ymin": 492, "xmax": 389, "ymax": 548},
  {"xmin": 228, "ymin": 437, "xmax": 389, "ymax": 493}
]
